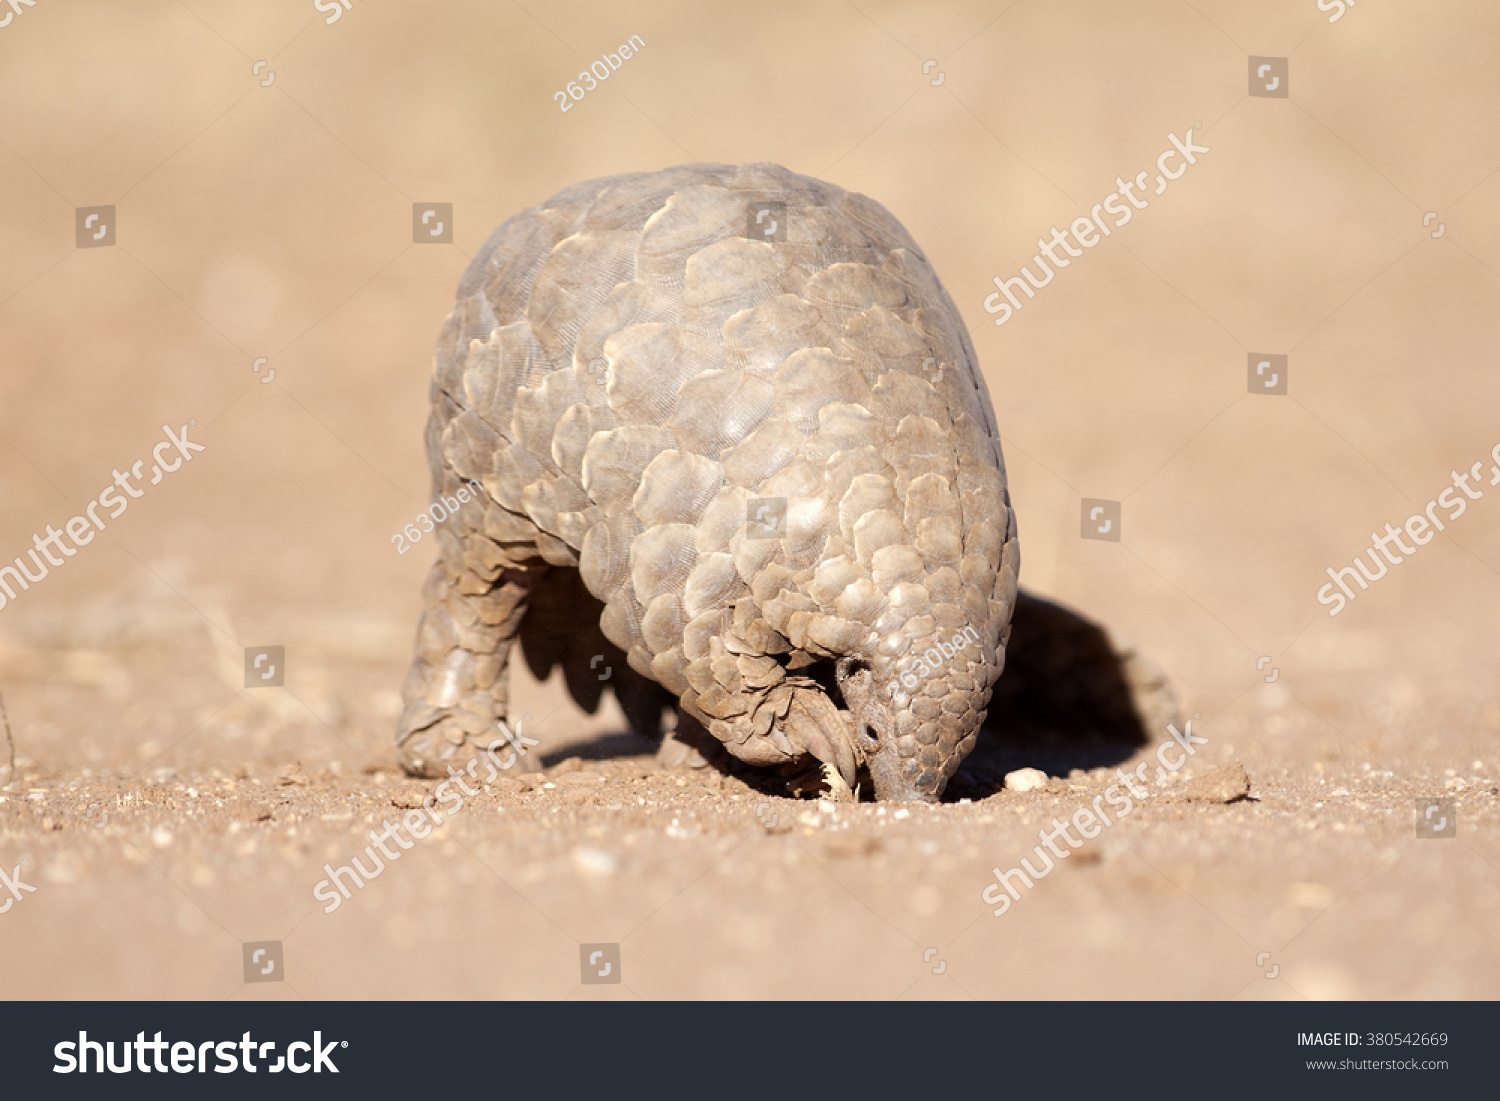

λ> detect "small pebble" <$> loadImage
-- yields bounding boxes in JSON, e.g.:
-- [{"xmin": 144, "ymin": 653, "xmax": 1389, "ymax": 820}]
[
  {"xmin": 1005, "ymin": 768, "xmax": 1049, "ymax": 793},
  {"xmin": 1183, "ymin": 761, "xmax": 1251, "ymax": 804},
  {"xmin": 390, "ymin": 783, "xmax": 429, "ymax": 809}
]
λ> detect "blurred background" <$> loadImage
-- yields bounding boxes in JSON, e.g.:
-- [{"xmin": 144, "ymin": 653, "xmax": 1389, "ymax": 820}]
[{"xmin": 0, "ymin": 0, "xmax": 1497, "ymax": 999}]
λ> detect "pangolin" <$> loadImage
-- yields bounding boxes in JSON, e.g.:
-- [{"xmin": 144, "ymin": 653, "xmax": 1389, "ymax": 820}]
[{"xmin": 397, "ymin": 162, "xmax": 1051, "ymax": 801}]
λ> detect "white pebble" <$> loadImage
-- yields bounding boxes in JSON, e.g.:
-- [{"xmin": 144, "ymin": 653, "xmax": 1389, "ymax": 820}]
[{"xmin": 1005, "ymin": 768, "xmax": 1049, "ymax": 793}]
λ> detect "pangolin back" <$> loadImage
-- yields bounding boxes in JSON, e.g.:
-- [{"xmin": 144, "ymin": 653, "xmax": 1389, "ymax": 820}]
[{"xmin": 398, "ymin": 162, "xmax": 1019, "ymax": 801}]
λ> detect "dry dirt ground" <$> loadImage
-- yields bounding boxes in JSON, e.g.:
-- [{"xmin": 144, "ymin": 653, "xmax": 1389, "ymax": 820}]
[
  {"xmin": 2, "ymin": 1, "xmax": 1500, "ymax": 1000},
  {"xmin": 0, "ymin": 618, "xmax": 1497, "ymax": 999}
]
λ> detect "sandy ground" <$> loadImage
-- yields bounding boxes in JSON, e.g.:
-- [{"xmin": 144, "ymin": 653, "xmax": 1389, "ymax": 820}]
[
  {"xmin": 1, "ymin": 609, "xmax": 1496, "ymax": 1000},
  {"xmin": 2, "ymin": 0, "xmax": 1499, "ymax": 999}
]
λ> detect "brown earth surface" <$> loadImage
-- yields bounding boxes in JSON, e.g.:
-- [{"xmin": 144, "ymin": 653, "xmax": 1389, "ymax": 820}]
[{"xmin": 2, "ymin": 0, "xmax": 1499, "ymax": 999}]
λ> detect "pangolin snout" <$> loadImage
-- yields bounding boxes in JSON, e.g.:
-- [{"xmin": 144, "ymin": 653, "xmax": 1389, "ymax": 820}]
[
  {"xmin": 836, "ymin": 653, "xmax": 990, "ymax": 802},
  {"xmin": 838, "ymin": 658, "xmax": 937, "ymax": 803}
]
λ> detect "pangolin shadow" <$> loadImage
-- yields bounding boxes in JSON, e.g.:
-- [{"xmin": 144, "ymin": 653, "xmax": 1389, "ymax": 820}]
[{"xmin": 519, "ymin": 569, "xmax": 1165, "ymax": 800}]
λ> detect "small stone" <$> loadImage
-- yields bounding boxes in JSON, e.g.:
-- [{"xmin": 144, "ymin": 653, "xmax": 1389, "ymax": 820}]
[
  {"xmin": 148, "ymin": 767, "xmax": 178, "ymax": 784},
  {"xmin": 390, "ymin": 783, "xmax": 429, "ymax": 809},
  {"xmin": 548, "ymin": 757, "xmax": 584, "ymax": 778},
  {"xmin": 493, "ymin": 778, "xmax": 528, "ymax": 795},
  {"xmin": 151, "ymin": 826, "xmax": 174, "ymax": 848},
  {"xmin": 1183, "ymin": 761, "xmax": 1251, "ymax": 804},
  {"xmin": 1004, "ymin": 767, "xmax": 1049, "ymax": 793}
]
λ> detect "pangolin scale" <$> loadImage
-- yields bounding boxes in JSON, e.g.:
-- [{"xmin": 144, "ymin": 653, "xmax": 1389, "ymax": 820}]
[{"xmin": 396, "ymin": 161, "xmax": 1019, "ymax": 802}]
